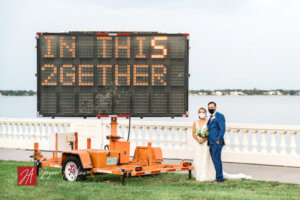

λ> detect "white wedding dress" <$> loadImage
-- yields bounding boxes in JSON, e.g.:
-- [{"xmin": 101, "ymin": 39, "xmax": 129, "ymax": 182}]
[{"xmin": 192, "ymin": 121, "xmax": 252, "ymax": 182}]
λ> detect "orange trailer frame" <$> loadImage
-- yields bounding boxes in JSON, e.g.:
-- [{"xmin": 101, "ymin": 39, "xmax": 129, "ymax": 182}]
[{"xmin": 32, "ymin": 117, "xmax": 193, "ymax": 185}]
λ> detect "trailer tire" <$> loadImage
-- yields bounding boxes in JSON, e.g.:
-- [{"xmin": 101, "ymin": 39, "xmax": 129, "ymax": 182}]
[{"xmin": 62, "ymin": 156, "xmax": 86, "ymax": 181}]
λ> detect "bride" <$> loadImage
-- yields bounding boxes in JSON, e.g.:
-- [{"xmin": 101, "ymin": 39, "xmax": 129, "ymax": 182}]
[{"xmin": 192, "ymin": 107, "xmax": 252, "ymax": 182}]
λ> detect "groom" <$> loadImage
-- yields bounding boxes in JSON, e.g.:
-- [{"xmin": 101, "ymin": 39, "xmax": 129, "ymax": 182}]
[{"xmin": 207, "ymin": 102, "xmax": 226, "ymax": 183}]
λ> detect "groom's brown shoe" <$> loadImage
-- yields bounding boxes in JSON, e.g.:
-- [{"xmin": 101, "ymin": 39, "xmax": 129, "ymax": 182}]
[{"xmin": 215, "ymin": 180, "xmax": 224, "ymax": 183}]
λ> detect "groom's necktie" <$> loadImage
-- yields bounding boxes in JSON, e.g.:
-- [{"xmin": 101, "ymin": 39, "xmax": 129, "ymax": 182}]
[{"xmin": 208, "ymin": 115, "xmax": 213, "ymax": 124}]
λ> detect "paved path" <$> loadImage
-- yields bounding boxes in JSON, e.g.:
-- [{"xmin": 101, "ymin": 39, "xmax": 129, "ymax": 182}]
[{"xmin": 1, "ymin": 148, "xmax": 300, "ymax": 184}]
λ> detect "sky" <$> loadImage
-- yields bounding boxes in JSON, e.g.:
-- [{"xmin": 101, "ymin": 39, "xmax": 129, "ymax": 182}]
[{"xmin": 0, "ymin": 0, "xmax": 300, "ymax": 90}]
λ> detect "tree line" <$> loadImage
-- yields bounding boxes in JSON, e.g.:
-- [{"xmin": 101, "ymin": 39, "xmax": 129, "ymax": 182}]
[
  {"xmin": 0, "ymin": 89, "xmax": 299, "ymax": 96},
  {"xmin": 189, "ymin": 89, "xmax": 299, "ymax": 96},
  {"xmin": 0, "ymin": 90, "xmax": 36, "ymax": 96}
]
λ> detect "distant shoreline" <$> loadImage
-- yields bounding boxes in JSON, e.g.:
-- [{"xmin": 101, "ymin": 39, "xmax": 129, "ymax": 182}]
[
  {"xmin": 0, "ymin": 95, "xmax": 299, "ymax": 97},
  {"xmin": 0, "ymin": 89, "xmax": 299, "ymax": 96}
]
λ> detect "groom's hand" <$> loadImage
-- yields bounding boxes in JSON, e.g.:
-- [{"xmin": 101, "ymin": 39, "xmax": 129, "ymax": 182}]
[{"xmin": 216, "ymin": 140, "xmax": 220, "ymax": 145}]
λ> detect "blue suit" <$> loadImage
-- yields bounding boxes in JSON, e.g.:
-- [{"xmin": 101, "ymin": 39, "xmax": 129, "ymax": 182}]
[{"xmin": 207, "ymin": 112, "xmax": 226, "ymax": 182}]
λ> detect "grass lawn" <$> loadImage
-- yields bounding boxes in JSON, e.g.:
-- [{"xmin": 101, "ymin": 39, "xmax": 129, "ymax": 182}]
[{"xmin": 0, "ymin": 160, "xmax": 300, "ymax": 200}]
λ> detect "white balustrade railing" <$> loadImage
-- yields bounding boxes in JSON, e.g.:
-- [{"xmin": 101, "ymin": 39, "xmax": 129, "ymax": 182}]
[
  {"xmin": 0, "ymin": 118, "xmax": 102, "ymax": 151},
  {"xmin": 101, "ymin": 121, "xmax": 300, "ymax": 167},
  {"xmin": 0, "ymin": 118, "xmax": 299, "ymax": 167},
  {"xmin": 222, "ymin": 123, "xmax": 300, "ymax": 166},
  {"xmin": 101, "ymin": 120, "xmax": 194, "ymax": 160},
  {"xmin": 0, "ymin": 118, "xmax": 70, "ymax": 150}
]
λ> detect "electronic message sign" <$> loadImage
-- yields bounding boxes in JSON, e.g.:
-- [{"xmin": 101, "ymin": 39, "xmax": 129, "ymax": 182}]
[{"xmin": 36, "ymin": 32, "xmax": 189, "ymax": 117}]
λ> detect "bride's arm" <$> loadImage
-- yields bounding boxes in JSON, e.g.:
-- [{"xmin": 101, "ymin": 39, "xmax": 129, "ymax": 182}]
[{"xmin": 192, "ymin": 122, "xmax": 202, "ymax": 143}]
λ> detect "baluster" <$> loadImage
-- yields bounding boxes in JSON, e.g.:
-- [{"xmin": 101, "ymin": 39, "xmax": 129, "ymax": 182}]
[
  {"xmin": 30, "ymin": 123, "xmax": 35, "ymax": 138},
  {"xmin": 12, "ymin": 122, "xmax": 16, "ymax": 136},
  {"xmin": 232, "ymin": 129, "xmax": 239, "ymax": 151},
  {"xmin": 223, "ymin": 128, "xmax": 230, "ymax": 151},
  {"xmin": 251, "ymin": 130, "xmax": 258, "ymax": 153},
  {"xmin": 49, "ymin": 123, "xmax": 53, "ymax": 135},
  {"xmin": 36, "ymin": 123, "xmax": 41, "ymax": 140},
  {"xmin": 166, "ymin": 127, "xmax": 172, "ymax": 147},
  {"xmin": 11, "ymin": 122, "xmax": 16, "ymax": 137},
  {"xmin": 118, "ymin": 125, "xmax": 123, "ymax": 138},
  {"xmin": 185, "ymin": 127, "xmax": 194, "ymax": 150},
  {"xmin": 7, "ymin": 122, "xmax": 12, "ymax": 139},
  {"xmin": 48, "ymin": 123, "xmax": 54, "ymax": 143},
  {"xmin": 123, "ymin": 125, "xmax": 129, "ymax": 141},
  {"xmin": 53, "ymin": 123, "xmax": 58, "ymax": 134},
  {"xmin": 144, "ymin": 126, "xmax": 151, "ymax": 143},
  {"xmin": 11, "ymin": 123, "xmax": 16, "ymax": 138},
  {"xmin": 279, "ymin": 131, "xmax": 287, "ymax": 155},
  {"xmin": 290, "ymin": 131, "xmax": 297, "ymax": 155},
  {"xmin": 14, "ymin": 123, "xmax": 19, "ymax": 137},
  {"xmin": 0, "ymin": 122, "xmax": 3, "ymax": 147},
  {"xmin": 0, "ymin": 122, "xmax": 3, "ymax": 136},
  {"xmin": 23, "ymin": 123, "xmax": 29, "ymax": 139},
  {"xmin": 26, "ymin": 123, "xmax": 30, "ymax": 138},
  {"xmin": 130, "ymin": 125, "xmax": 136, "ymax": 144},
  {"xmin": 40, "ymin": 123, "xmax": 45, "ymax": 140},
  {"xmin": 270, "ymin": 130, "xmax": 277, "ymax": 154},
  {"xmin": 260, "ymin": 130, "xmax": 268, "ymax": 154},
  {"xmin": 182, "ymin": 127, "xmax": 188, "ymax": 149},
  {"xmin": 41, "ymin": 123, "xmax": 48, "ymax": 140},
  {"xmin": 65, "ymin": 123, "xmax": 70, "ymax": 132},
  {"xmin": 3, "ymin": 122, "xmax": 7, "ymax": 136},
  {"xmin": 159, "ymin": 127, "xmax": 165, "ymax": 147},
  {"xmin": 241, "ymin": 130, "xmax": 249, "ymax": 153},
  {"xmin": 57, "ymin": 123, "xmax": 62, "ymax": 133},
  {"xmin": 17, "ymin": 122, "xmax": 22, "ymax": 137},
  {"xmin": 174, "ymin": 128, "xmax": 181, "ymax": 149},
  {"xmin": 137, "ymin": 126, "xmax": 143, "ymax": 146},
  {"xmin": 152, "ymin": 127, "xmax": 158, "ymax": 146},
  {"xmin": 106, "ymin": 124, "xmax": 111, "ymax": 140}
]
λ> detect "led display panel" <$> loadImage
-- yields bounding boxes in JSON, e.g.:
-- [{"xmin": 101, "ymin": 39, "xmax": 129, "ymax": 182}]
[{"xmin": 37, "ymin": 32, "xmax": 189, "ymax": 117}]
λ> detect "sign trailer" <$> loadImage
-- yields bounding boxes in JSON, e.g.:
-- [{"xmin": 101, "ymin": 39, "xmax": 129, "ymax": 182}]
[{"xmin": 33, "ymin": 31, "xmax": 192, "ymax": 185}]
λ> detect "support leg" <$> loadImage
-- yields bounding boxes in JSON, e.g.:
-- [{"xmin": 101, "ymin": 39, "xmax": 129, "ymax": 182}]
[
  {"xmin": 122, "ymin": 173, "xmax": 126, "ymax": 186},
  {"xmin": 35, "ymin": 159, "xmax": 41, "ymax": 176},
  {"xmin": 188, "ymin": 170, "xmax": 192, "ymax": 179}
]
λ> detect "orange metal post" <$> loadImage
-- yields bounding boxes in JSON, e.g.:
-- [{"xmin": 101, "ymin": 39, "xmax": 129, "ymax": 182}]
[
  {"xmin": 111, "ymin": 117, "xmax": 117, "ymax": 136},
  {"xmin": 87, "ymin": 138, "xmax": 91, "ymax": 149},
  {"xmin": 75, "ymin": 132, "xmax": 78, "ymax": 150},
  {"xmin": 55, "ymin": 133, "xmax": 58, "ymax": 160},
  {"xmin": 109, "ymin": 117, "xmax": 118, "ymax": 150},
  {"xmin": 33, "ymin": 142, "xmax": 39, "ymax": 160},
  {"xmin": 147, "ymin": 142, "xmax": 153, "ymax": 166},
  {"xmin": 34, "ymin": 142, "xmax": 39, "ymax": 150}
]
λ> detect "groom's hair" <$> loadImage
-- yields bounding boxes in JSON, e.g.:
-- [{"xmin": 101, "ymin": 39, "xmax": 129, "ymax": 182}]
[{"xmin": 208, "ymin": 101, "xmax": 217, "ymax": 106}]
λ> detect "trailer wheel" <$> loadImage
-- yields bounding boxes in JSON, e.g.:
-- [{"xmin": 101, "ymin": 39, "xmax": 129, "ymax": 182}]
[{"xmin": 62, "ymin": 156, "xmax": 86, "ymax": 181}]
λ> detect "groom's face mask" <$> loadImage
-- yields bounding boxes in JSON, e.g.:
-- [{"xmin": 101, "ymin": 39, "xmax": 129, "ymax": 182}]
[
  {"xmin": 208, "ymin": 104, "xmax": 216, "ymax": 114},
  {"xmin": 208, "ymin": 109, "xmax": 215, "ymax": 114}
]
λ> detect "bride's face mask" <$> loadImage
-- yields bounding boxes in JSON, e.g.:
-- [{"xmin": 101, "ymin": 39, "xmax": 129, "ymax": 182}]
[{"xmin": 198, "ymin": 113, "xmax": 206, "ymax": 119}]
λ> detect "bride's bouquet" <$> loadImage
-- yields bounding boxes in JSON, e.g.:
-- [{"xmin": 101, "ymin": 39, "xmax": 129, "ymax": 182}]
[{"xmin": 196, "ymin": 127, "xmax": 209, "ymax": 138}]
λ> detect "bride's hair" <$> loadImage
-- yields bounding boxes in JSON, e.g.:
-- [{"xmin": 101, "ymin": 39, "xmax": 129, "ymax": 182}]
[{"xmin": 198, "ymin": 107, "xmax": 207, "ymax": 113}]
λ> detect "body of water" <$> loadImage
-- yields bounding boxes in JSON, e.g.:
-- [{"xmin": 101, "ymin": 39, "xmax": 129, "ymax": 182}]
[
  {"xmin": 0, "ymin": 96, "xmax": 299, "ymax": 152},
  {"xmin": 0, "ymin": 96, "xmax": 299, "ymax": 125}
]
